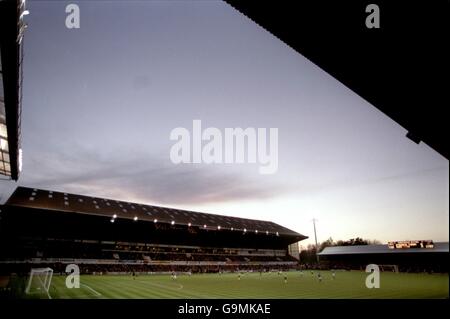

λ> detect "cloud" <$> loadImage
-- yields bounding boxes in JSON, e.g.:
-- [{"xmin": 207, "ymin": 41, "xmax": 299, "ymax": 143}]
[{"xmin": 19, "ymin": 144, "xmax": 287, "ymax": 206}]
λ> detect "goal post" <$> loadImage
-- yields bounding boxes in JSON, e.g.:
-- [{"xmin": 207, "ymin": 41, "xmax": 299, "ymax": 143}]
[{"xmin": 25, "ymin": 267, "xmax": 54, "ymax": 298}]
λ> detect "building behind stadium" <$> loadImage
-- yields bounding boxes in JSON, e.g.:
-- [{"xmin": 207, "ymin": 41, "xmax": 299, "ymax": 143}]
[{"xmin": 318, "ymin": 240, "xmax": 449, "ymax": 273}]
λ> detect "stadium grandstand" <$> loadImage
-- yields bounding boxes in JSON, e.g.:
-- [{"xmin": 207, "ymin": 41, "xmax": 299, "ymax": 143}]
[
  {"xmin": 318, "ymin": 241, "xmax": 449, "ymax": 273},
  {"xmin": 0, "ymin": 0, "xmax": 27, "ymax": 180},
  {"xmin": 0, "ymin": 186, "xmax": 307, "ymax": 276}
]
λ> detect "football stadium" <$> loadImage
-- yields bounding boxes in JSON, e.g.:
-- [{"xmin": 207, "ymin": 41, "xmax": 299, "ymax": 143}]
[
  {"xmin": 0, "ymin": 187, "xmax": 448, "ymax": 299},
  {"xmin": 0, "ymin": 0, "xmax": 448, "ymax": 304}
]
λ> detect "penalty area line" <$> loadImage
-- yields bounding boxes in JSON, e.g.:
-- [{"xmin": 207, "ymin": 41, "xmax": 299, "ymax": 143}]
[{"xmin": 81, "ymin": 283, "xmax": 102, "ymax": 297}]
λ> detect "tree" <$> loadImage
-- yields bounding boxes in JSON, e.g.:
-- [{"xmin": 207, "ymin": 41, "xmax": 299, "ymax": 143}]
[
  {"xmin": 341, "ymin": 237, "xmax": 369, "ymax": 246},
  {"xmin": 299, "ymin": 244, "xmax": 318, "ymax": 264},
  {"xmin": 319, "ymin": 237, "xmax": 335, "ymax": 252}
]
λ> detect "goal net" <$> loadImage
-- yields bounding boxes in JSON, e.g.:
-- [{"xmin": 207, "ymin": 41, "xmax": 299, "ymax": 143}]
[
  {"xmin": 25, "ymin": 267, "xmax": 54, "ymax": 298},
  {"xmin": 379, "ymin": 264, "xmax": 399, "ymax": 273}
]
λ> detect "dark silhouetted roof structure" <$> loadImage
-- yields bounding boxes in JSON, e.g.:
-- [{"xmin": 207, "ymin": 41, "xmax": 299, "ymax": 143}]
[
  {"xmin": 5, "ymin": 186, "xmax": 307, "ymax": 239},
  {"xmin": 0, "ymin": 0, "xmax": 27, "ymax": 180},
  {"xmin": 225, "ymin": 0, "xmax": 449, "ymax": 159}
]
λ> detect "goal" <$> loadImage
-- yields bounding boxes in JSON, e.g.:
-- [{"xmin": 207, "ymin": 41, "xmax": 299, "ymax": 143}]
[
  {"xmin": 379, "ymin": 264, "xmax": 399, "ymax": 273},
  {"xmin": 25, "ymin": 267, "xmax": 54, "ymax": 298}
]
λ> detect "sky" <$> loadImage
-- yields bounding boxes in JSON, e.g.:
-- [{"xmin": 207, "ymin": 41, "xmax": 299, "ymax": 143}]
[{"xmin": 0, "ymin": 0, "xmax": 448, "ymax": 247}]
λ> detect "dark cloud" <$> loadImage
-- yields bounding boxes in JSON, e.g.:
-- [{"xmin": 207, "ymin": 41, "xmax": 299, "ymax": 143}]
[{"xmin": 19, "ymin": 145, "xmax": 286, "ymax": 206}]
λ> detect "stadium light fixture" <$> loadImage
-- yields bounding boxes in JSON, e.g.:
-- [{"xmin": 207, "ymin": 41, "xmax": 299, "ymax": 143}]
[
  {"xmin": 112, "ymin": 214, "xmax": 117, "ymax": 219},
  {"xmin": 203, "ymin": 224, "xmax": 207, "ymax": 228},
  {"xmin": 243, "ymin": 228, "xmax": 247, "ymax": 233},
  {"xmin": 171, "ymin": 220, "xmax": 175, "ymax": 225},
  {"xmin": 20, "ymin": 10, "xmax": 30, "ymax": 19},
  {"xmin": 188, "ymin": 222, "xmax": 191, "ymax": 227},
  {"xmin": 255, "ymin": 230, "xmax": 258, "ymax": 234},
  {"xmin": 18, "ymin": 149, "xmax": 23, "ymax": 172},
  {"xmin": 154, "ymin": 218, "xmax": 158, "ymax": 223},
  {"xmin": 0, "ymin": 138, "xmax": 7, "ymax": 150},
  {"xmin": 217, "ymin": 226, "xmax": 221, "ymax": 230},
  {"xmin": 133, "ymin": 216, "xmax": 138, "ymax": 221}
]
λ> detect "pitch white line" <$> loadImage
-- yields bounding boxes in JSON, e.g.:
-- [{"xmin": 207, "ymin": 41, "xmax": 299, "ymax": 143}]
[
  {"xmin": 136, "ymin": 280, "xmax": 183, "ymax": 290},
  {"xmin": 81, "ymin": 283, "xmax": 102, "ymax": 297}
]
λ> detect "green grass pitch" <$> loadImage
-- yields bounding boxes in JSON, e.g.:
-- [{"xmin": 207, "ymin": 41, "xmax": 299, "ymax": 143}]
[{"xmin": 29, "ymin": 271, "xmax": 448, "ymax": 299}]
